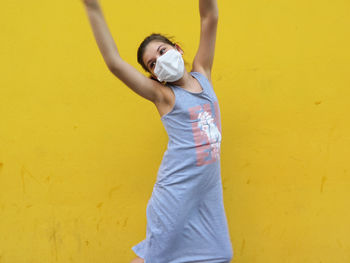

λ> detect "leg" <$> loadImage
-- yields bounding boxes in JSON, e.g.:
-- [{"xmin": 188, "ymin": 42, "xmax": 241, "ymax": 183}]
[{"xmin": 130, "ymin": 256, "xmax": 144, "ymax": 263}]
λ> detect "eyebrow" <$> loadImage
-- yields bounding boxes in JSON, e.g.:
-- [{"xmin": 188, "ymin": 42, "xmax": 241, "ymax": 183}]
[{"xmin": 147, "ymin": 44, "xmax": 164, "ymax": 68}]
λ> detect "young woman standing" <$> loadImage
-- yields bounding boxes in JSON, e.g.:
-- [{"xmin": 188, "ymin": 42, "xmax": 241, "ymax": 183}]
[{"xmin": 81, "ymin": 0, "xmax": 234, "ymax": 262}]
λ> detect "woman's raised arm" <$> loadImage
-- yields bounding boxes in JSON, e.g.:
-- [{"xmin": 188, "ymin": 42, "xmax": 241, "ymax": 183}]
[
  {"xmin": 81, "ymin": 0, "xmax": 163, "ymax": 103},
  {"xmin": 192, "ymin": 0, "xmax": 219, "ymax": 81}
]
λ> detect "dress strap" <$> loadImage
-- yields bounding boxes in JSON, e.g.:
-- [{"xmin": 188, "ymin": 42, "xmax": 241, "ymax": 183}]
[{"xmin": 190, "ymin": 72, "xmax": 213, "ymax": 91}]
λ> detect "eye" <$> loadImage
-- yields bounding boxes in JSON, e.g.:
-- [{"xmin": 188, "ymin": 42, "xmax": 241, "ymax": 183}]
[
  {"xmin": 160, "ymin": 47, "xmax": 166, "ymax": 55},
  {"xmin": 150, "ymin": 61, "xmax": 156, "ymax": 69}
]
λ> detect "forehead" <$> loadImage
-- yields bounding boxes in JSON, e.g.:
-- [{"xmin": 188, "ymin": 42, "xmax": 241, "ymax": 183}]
[{"xmin": 143, "ymin": 41, "xmax": 171, "ymax": 64}]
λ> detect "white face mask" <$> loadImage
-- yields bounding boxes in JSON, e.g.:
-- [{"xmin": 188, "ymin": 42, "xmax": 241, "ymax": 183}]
[{"xmin": 154, "ymin": 49, "xmax": 185, "ymax": 83}]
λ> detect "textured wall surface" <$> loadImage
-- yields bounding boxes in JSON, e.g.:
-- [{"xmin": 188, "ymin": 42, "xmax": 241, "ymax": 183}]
[{"xmin": 1, "ymin": 0, "xmax": 349, "ymax": 262}]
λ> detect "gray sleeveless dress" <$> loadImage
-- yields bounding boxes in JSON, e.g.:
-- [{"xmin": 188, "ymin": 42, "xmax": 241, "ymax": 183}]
[{"xmin": 132, "ymin": 72, "xmax": 233, "ymax": 263}]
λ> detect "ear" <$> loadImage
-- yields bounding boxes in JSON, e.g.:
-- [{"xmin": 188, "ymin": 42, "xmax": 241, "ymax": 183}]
[
  {"xmin": 150, "ymin": 74, "xmax": 162, "ymax": 83},
  {"xmin": 174, "ymin": 43, "xmax": 184, "ymax": 55},
  {"xmin": 150, "ymin": 74, "xmax": 158, "ymax": 81}
]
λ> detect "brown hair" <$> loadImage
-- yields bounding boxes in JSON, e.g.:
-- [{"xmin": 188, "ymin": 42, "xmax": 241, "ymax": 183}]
[{"xmin": 137, "ymin": 33, "xmax": 176, "ymax": 73}]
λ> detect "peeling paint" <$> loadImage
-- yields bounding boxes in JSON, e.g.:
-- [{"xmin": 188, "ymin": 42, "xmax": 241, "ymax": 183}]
[
  {"xmin": 108, "ymin": 185, "xmax": 122, "ymax": 199},
  {"xmin": 21, "ymin": 165, "xmax": 42, "ymax": 185},
  {"xmin": 20, "ymin": 165, "xmax": 43, "ymax": 195},
  {"xmin": 49, "ymin": 225, "xmax": 59, "ymax": 262},
  {"xmin": 123, "ymin": 218, "xmax": 129, "ymax": 228},
  {"xmin": 96, "ymin": 218, "xmax": 103, "ymax": 232}
]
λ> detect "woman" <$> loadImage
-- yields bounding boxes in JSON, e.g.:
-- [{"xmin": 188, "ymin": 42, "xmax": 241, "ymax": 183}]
[{"xmin": 81, "ymin": 0, "xmax": 233, "ymax": 262}]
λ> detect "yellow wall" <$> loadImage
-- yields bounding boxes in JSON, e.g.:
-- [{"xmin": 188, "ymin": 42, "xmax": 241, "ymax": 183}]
[{"xmin": 1, "ymin": 0, "xmax": 349, "ymax": 262}]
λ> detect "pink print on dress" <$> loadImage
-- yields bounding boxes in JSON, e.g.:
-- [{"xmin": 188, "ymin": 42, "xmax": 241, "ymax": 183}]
[{"xmin": 188, "ymin": 101, "xmax": 222, "ymax": 166}]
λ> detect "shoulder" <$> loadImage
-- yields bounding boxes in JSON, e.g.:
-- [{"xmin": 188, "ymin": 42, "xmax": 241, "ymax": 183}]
[{"xmin": 191, "ymin": 69, "xmax": 214, "ymax": 87}]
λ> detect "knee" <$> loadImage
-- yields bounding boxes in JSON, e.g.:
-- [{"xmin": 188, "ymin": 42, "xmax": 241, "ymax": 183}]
[{"xmin": 130, "ymin": 257, "xmax": 144, "ymax": 263}]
